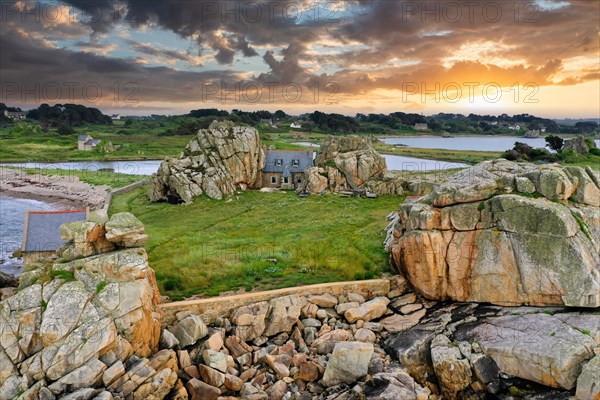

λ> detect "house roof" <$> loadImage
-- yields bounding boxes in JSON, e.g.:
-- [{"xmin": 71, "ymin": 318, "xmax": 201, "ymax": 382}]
[
  {"xmin": 23, "ymin": 210, "xmax": 87, "ymax": 252},
  {"xmin": 78, "ymin": 135, "xmax": 91, "ymax": 141},
  {"xmin": 263, "ymin": 150, "xmax": 313, "ymax": 177},
  {"xmin": 84, "ymin": 139, "xmax": 100, "ymax": 145}
]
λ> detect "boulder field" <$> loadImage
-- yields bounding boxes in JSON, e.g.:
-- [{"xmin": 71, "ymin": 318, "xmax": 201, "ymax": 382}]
[
  {"xmin": 386, "ymin": 159, "xmax": 600, "ymax": 307},
  {"xmin": 2, "ymin": 159, "xmax": 599, "ymax": 399}
]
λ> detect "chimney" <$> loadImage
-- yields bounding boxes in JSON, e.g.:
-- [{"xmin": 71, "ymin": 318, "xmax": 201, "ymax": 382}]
[{"xmin": 308, "ymin": 144, "xmax": 314, "ymax": 160}]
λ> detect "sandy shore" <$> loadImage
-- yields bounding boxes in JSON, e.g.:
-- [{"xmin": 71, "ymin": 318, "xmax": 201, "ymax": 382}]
[{"xmin": 0, "ymin": 167, "xmax": 109, "ymax": 210}]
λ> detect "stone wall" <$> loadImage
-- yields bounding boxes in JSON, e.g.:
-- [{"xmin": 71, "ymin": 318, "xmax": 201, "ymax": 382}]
[{"xmin": 159, "ymin": 279, "xmax": 392, "ymax": 324}]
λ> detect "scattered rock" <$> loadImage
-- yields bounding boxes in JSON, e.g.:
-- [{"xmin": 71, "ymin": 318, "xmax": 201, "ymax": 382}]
[
  {"xmin": 344, "ymin": 297, "xmax": 390, "ymax": 323},
  {"xmin": 169, "ymin": 314, "xmax": 208, "ymax": 348},
  {"xmin": 322, "ymin": 342, "xmax": 374, "ymax": 387}
]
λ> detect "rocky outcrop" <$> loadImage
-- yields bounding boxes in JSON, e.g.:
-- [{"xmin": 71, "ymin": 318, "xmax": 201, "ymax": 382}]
[
  {"xmin": 455, "ymin": 313, "xmax": 598, "ymax": 390},
  {"xmin": 0, "ymin": 212, "xmax": 172, "ymax": 399},
  {"xmin": 384, "ymin": 303, "xmax": 600, "ymax": 399},
  {"xmin": 304, "ymin": 136, "xmax": 401, "ymax": 195},
  {"xmin": 0, "ymin": 272, "xmax": 18, "ymax": 301},
  {"xmin": 563, "ymin": 135, "xmax": 598, "ymax": 154},
  {"xmin": 149, "ymin": 121, "xmax": 266, "ymax": 202},
  {"xmin": 386, "ymin": 159, "xmax": 600, "ymax": 307}
]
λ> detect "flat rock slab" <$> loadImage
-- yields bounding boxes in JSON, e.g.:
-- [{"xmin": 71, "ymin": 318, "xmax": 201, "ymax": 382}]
[{"xmin": 455, "ymin": 313, "xmax": 596, "ymax": 390}]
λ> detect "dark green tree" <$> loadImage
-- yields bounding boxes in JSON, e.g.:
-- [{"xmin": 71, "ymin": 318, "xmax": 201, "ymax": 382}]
[{"xmin": 545, "ymin": 135, "xmax": 564, "ymax": 152}]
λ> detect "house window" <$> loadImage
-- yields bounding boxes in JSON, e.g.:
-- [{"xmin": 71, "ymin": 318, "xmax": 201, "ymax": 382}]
[
  {"xmin": 271, "ymin": 176, "xmax": 277, "ymax": 184},
  {"xmin": 292, "ymin": 159, "xmax": 300, "ymax": 167},
  {"xmin": 283, "ymin": 177, "xmax": 289, "ymax": 184},
  {"xmin": 275, "ymin": 159, "xmax": 283, "ymax": 166},
  {"xmin": 297, "ymin": 178, "xmax": 303, "ymax": 184}
]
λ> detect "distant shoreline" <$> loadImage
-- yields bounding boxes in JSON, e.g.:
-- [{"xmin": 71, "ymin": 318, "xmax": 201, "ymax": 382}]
[
  {"xmin": 0, "ymin": 158, "xmax": 165, "ymax": 165},
  {"xmin": 0, "ymin": 167, "xmax": 109, "ymax": 210},
  {"xmin": 0, "ymin": 190, "xmax": 82, "ymax": 209}
]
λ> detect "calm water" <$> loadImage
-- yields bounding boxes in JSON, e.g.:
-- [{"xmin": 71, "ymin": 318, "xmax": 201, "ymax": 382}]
[
  {"xmin": 1, "ymin": 160, "xmax": 162, "ymax": 176},
  {"xmin": 0, "ymin": 196, "xmax": 56, "ymax": 275},
  {"xmin": 383, "ymin": 155, "xmax": 467, "ymax": 171},
  {"xmin": 381, "ymin": 136, "xmax": 600, "ymax": 151},
  {"xmin": 292, "ymin": 142, "xmax": 466, "ymax": 170}
]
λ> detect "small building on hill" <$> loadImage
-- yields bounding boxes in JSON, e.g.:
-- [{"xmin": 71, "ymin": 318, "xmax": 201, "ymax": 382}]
[
  {"xmin": 21, "ymin": 209, "xmax": 88, "ymax": 263},
  {"xmin": 4, "ymin": 110, "xmax": 26, "ymax": 120},
  {"xmin": 78, "ymin": 134, "xmax": 101, "ymax": 150},
  {"xmin": 414, "ymin": 123, "xmax": 428, "ymax": 131},
  {"xmin": 290, "ymin": 121, "xmax": 302, "ymax": 129},
  {"xmin": 262, "ymin": 148, "xmax": 314, "ymax": 190}
]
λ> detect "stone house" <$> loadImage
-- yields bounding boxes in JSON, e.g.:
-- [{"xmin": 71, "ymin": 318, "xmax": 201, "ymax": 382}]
[
  {"xmin": 78, "ymin": 134, "xmax": 101, "ymax": 150},
  {"xmin": 414, "ymin": 123, "xmax": 428, "ymax": 131},
  {"xmin": 290, "ymin": 121, "xmax": 302, "ymax": 129},
  {"xmin": 261, "ymin": 148, "xmax": 314, "ymax": 190},
  {"xmin": 3, "ymin": 110, "xmax": 26, "ymax": 120},
  {"xmin": 21, "ymin": 209, "xmax": 88, "ymax": 263}
]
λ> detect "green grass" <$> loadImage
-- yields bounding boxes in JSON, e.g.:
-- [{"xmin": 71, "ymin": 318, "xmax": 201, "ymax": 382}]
[
  {"xmin": 96, "ymin": 280, "xmax": 108, "ymax": 294},
  {"xmin": 50, "ymin": 269, "xmax": 75, "ymax": 281},
  {"xmin": 0, "ymin": 129, "xmax": 193, "ymax": 162},
  {"xmin": 109, "ymin": 188, "xmax": 403, "ymax": 300},
  {"xmin": 571, "ymin": 211, "xmax": 592, "ymax": 241}
]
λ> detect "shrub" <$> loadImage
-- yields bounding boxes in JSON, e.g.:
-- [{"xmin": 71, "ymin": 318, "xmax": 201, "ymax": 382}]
[{"xmin": 50, "ymin": 269, "xmax": 75, "ymax": 281}]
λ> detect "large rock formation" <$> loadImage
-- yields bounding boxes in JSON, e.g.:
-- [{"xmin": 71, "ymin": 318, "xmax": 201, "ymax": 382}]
[
  {"xmin": 563, "ymin": 135, "xmax": 598, "ymax": 154},
  {"xmin": 386, "ymin": 159, "xmax": 600, "ymax": 307},
  {"xmin": 149, "ymin": 121, "xmax": 266, "ymax": 202},
  {"xmin": 0, "ymin": 212, "xmax": 172, "ymax": 399},
  {"xmin": 305, "ymin": 136, "xmax": 404, "ymax": 195}
]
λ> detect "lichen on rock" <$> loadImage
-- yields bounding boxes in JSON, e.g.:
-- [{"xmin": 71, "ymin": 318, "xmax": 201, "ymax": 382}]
[{"xmin": 386, "ymin": 159, "xmax": 600, "ymax": 307}]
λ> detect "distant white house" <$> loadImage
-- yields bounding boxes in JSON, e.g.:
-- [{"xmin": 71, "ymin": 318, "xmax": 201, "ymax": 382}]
[
  {"xmin": 78, "ymin": 134, "xmax": 101, "ymax": 151},
  {"xmin": 414, "ymin": 123, "xmax": 429, "ymax": 131},
  {"xmin": 508, "ymin": 124, "xmax": 522, "ymax": 130},
  {"xmin": 4, "ymin": 110, "xmax": 26, "ymax": 120},
  {"xmin": 111, "ymin": 114, "xmax": 120, "ymax": 120},
  {"xmin": 290, "ymin": 121, "xmax": 302, "ymax": 129}
]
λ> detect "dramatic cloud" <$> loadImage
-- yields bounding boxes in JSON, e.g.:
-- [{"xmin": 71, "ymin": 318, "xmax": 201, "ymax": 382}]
[{"xmin": 1, "ymin": 0, "xmax": 598, "ymax": 116}]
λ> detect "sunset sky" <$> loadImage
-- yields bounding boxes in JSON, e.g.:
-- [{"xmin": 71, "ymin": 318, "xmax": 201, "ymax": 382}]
[{"xmin": 1, "ymin": 0, "xmax": 599, "ymax": 117}]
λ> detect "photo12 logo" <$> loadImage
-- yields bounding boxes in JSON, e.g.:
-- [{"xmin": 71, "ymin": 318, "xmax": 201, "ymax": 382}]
[
  {"xmin": 0, "ymin": 82, "xmax": 139, "ymax": 104},
  {"xmin": 401, "ymin": 82, "xmax": 540, "ymax": 104},
  {"xmin": 200, "ymin": 81, "xmax": 339, "ymax": 104},
  {"xmin": 0, "ymin": 1, "xmax": 343, "ymax": 25}
]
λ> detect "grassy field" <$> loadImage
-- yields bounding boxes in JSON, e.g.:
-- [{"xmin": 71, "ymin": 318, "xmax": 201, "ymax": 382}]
[
  {"xmin": 109, "ymin": 188, "xmax": 402, "ymax": 300},
  {"xmin": 0, "ymin": 131, "xmax": 194, "ymax": 162}
]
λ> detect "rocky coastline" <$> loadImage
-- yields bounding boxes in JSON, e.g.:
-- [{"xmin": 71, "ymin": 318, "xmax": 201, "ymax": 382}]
[
  {"xmin": 0, "ymin": 166, "xmax": 109, "ymax": 210},
  {"xmin": 0, "ymin": 160, "xmax": 600, "ymax": 400}
]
